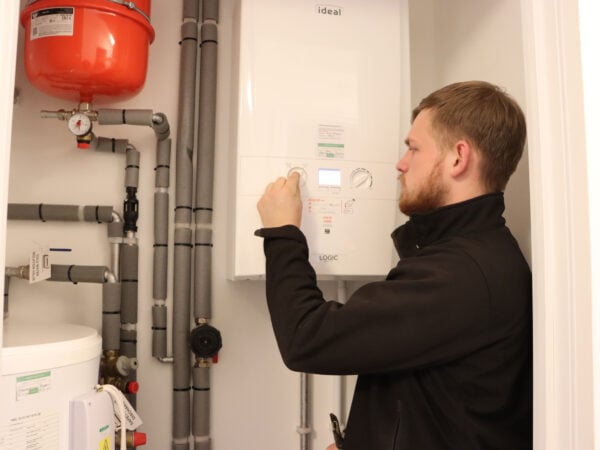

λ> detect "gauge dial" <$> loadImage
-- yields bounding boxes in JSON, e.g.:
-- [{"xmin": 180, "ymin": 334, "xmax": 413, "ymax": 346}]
[{"xmin": 67, "ymin": 113, "xmax": 92, "ymax": 136}]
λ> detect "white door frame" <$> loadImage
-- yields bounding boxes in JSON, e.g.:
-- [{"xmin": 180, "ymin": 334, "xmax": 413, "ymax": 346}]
[
  {"xmin": 0, "ymin": 0, "xmax": 20, "ymax": 354},
  {"xmin": 579, "ymin": 0, "xmax": 600, "ymax": 447},
  {"xmin": 521, "ymin": 0, "xmax": 595, "ymax": 448}
]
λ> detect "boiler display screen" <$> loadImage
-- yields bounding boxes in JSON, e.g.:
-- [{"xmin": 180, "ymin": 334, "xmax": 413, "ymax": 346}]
[{"xmin": 318, "ymin": 168, "xmax": 341, "ymax": 186}]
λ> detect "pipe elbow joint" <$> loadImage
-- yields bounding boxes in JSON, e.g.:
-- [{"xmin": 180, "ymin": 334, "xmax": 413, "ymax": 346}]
[
  {"xmin": 116, "ymin": 354, "xmax": 139, "ymax": 376},
  {"xmin": 101, "ymin": 351, "xmax": 138, "ymax": 378},
  {"xmin": 152, "ymin": 113, "xmax": 170, "ymax": 141}
]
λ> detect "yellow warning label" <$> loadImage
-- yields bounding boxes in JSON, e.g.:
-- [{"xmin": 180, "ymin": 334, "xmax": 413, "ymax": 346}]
[{"xmin": 99, "ymin": 436, "xmax": 111, "ymax": 450}]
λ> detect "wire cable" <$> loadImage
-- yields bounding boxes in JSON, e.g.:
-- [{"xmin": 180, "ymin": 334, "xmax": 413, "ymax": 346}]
[{"xmin": 97, "ymin": 384, "xmax": 127, "ymax": 450}]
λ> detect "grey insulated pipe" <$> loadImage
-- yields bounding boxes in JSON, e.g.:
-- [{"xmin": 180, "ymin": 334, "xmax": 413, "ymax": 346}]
[
  {"xmin": 191, "ymin": 0, "xmax": 221, "ymax": 449},
  {"xmin": 3, "ymin": 276, "xmax": 9, "ymax": 320},
  {"xmin": 88, "ymin": 135, "xmax": 142, "ymax": 407},
  {"xmin": 95, "ymin": 108, "xmax": 172, "ymax": 407},
  {"xmin": 153, "ymin": 137, "xmax": 171, "ymax": 358},
  {"xmin": 6, "ymin": 204, "xmax": 124, "ymax": 355},
  {"xmin": 49, "ymin": 265, "xmax": 122, "ymax": 354},
  {"xmin": 48, "ymin": 265, "xmax": 120, "ymax": 351},
  {"xmin": 300, "ymin": 373, "xmax": 312, "ymax": 450},
  {"xmin": 5, "ymin": 263, "xmax": 123, "ymax": 356},
  {"xmin": 172, "ymin": 0, "xmax": 199, "ymax": 447},
  {"xmin": 6, "ymin": 203, "xmax": 123, "ymax": 277}
]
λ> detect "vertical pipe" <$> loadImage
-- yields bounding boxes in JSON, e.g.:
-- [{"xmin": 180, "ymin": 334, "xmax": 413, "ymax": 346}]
[
  {"xmin": 3, "ymin": 275, "xmax": 9, "ymax": 319},
  {"xmin": 333, "ymin": 280, "xmax": 348, "ymax": 429},
  {"xmin": 192, "ymin": 1, "xmax": 219, "ymax": 448},
  {"xmin": 119, "ymin": 234, "xmax": 139, "ymax": 407},
  {"xmin": 194, "ymin": 1, "xmax": 218, "ymax": 320},
  {"xmin": 153, "ymin": 137, "xmax": 171, "ymax": 358},
  {"xmin": 102, "ymin": 273, "xmax": 122, "ymax": 352},
  {"xmin": 299, "ymin": 372, "xmax": 312, "ymax": 450},
  {"xmin": 108, "ymin": 212, "xmax": 124, "ymax": 280},
  {"xmin": 121, "ymin": 141, "xmax": 140, "ymax": 408},
  {"xmin": 192, "ymin": 363, "xmax": 211, "ymax": 450},
  {"xmin": 173, "ymin": 0, "xmax": 200, "ymax": 447}
]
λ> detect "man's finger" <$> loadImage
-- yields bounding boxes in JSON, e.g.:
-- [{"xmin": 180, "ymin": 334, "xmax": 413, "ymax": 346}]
[
  {"xmin": 264, "ymin": 182, "xmax": 274, "ymax": 193},
  {"xmin": 273, "ymin": 176, "xmax": 286, "ymax": 188},
  {"xmin": 287, "ymin": 171, "xmax": 301, "ymax": 191}
]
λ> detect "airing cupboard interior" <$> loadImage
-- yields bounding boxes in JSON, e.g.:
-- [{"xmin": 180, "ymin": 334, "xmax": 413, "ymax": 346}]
[{"xmin": 2, "ymin": 0, "xmax": 530, "ymax": 449}]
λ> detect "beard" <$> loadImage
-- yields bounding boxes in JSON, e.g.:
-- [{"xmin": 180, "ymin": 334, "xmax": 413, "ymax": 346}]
[{"xmin": 398, "ymin": 160, "xmax": 447, "ymax": 216}]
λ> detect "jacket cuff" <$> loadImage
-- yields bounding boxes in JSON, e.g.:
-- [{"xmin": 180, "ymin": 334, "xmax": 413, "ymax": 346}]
[{"xmin": 254, "ymin": 225, "xmax": 307, "ymax": 243}]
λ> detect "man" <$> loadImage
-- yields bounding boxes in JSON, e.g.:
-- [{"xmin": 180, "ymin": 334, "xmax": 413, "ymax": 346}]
[{"xmin": 256, "ymin": 81, "xmax": 532, "ymax": 449}]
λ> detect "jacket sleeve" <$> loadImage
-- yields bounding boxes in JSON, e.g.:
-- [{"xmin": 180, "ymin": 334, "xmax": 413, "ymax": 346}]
[{"xmin": 255, "ymin": 225, "xmax": 495, "ymax": 375}]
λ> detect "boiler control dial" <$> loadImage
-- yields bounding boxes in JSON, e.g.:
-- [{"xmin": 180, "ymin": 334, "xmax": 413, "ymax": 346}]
[
  {"xmin": 287, "ymin": 166, "xmax": 307, "ymax": 186},
  {"xmin": 350, "ymin": 168, "xmax": 373, "ymax": 189}
]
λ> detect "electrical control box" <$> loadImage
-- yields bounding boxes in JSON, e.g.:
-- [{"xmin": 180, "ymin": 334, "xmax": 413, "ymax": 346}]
[
  {"xmin": 69, "ymin": 390, "xmax": 115, "ymax": 450},
  {"xmin": 228, "ymin": 0, "xmax": 410, "ymax": 279}
]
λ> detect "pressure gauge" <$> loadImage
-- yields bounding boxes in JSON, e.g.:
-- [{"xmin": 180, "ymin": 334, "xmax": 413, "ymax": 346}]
[{"xmin": 67, "ymin": 113, "xmax": 92, "ymax": 136}]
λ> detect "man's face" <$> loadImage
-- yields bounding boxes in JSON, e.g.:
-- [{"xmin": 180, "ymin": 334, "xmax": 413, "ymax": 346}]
[{"xmin": 397, "ymin": 109, "xmax": 449, "ymax": 216}]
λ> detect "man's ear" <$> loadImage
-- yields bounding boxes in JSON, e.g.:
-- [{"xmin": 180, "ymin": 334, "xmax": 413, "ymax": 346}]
[{"xmin": 449, "ymin": 140, "xmax": 473, "ymax": 178}]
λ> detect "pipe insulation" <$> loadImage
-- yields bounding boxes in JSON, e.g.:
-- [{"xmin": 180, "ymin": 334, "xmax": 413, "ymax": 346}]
[
  {"xmin": 125, "ymin": 144, "xmax": 141, "ymax": 190},
  {"xmin": 97, "ymin": 109, "xmax": 155, "ymax": 126},
  {"xmin": 194, "ymin": 14, "xmax": 218, "ymax": 321},
  {"xmin": 92, "ymin": 107, "xmax": 172, "ymax": 407},
  {"xmin": 4, "ymin": 276, "xmax": 9, "ymax": 320},
  {"xmin": 192, "ymin": 1, "xmax": 221, "ymax": 448},
  {"xmin": 49, "ymin": 264, "xmax": 110, "ymax": 283},
  {"xmin": 120, "ymin": 234, "xmax": 139, "ymax": 407},
  {"xmin": 109, "ymin": 213, "xmax": 124, "ymax": 281},
  {"xmin": 90, "ymin": 136, "xmax": 129, "ymax": 154},
  {"xmin": 300, "ymin": 373, "xmax": 312, "ymax": 450},
  {"xmin": 103, "ymin": 276, "xmax": 122, "ymax": 352},
  {"xmin": 152, "ymin": 137, "xmax": 171, "ymax": 358},
  {"xmin": 172, "ymin": 0, "xmax": 199, "ymax": 446},
  {"xmin": 192, "ymin": 363, "xmax": 211, "ymax": 450},
  {"xmin": 7, "ymin": 203, "xmax": 115, "ymax": 222},
  {"xmin": 333, "ymin": 280, "xmax": 348, "ymax": 430},
  {"xmin": 7, "ymin": 202, "xmax": 124, "ymax": 287}
]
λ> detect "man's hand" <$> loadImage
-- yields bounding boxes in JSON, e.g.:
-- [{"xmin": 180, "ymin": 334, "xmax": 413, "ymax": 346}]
[{"xmin": 257, "ymin": 172, "xmax": 302, "ymax": 228}]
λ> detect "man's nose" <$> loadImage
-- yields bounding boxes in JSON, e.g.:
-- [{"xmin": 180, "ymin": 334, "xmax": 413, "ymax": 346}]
[{"xmin": 396, "ymin": 152, "xmax": 410, "ymax": 173}]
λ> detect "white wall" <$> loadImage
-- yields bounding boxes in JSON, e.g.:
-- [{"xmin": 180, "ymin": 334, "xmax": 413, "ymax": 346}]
[
  {"xmin": 4, "ymin": 1, "xmax": 530, "ymax": 449},
  {"xmin": 409, "ymin": 0, "xmax": 530, "ymax": 261}
]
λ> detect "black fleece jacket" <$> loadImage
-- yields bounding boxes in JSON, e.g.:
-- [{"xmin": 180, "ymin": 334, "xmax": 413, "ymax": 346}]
[{"xmin": 255, "ymin": 193, "xmax": 532, "ymax": 449}]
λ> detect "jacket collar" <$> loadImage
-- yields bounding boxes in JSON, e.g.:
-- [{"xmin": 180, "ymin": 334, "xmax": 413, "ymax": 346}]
[{"xmin": 392, "ymin": 193, "xmax": 506, "ymax": 257}]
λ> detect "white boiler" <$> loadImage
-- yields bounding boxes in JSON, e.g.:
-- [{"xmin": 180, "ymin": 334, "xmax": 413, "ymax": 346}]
[{"xmin": 228, "ymin": 0, "xmax": 410, "ymax": 279}]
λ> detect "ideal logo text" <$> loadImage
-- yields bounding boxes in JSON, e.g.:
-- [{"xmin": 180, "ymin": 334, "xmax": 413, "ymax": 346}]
[{"xmin": 315, "ymin": 4, "xmax": 343, "ymax": 16}]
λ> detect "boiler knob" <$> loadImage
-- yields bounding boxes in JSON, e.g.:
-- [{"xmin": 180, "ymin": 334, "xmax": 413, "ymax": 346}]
[
  {"xmin": 287, "ymin": 166, "xmax": 307, "ymax": 186},
  {"xmin": 350, "ymin": 168, "xmax": 373, "ymax": 189}
]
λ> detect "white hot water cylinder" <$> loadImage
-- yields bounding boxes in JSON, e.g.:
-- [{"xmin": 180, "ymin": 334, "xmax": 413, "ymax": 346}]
[{"xmin": 0, "ymin": 321, "xmax": 101, "ymax": 450}]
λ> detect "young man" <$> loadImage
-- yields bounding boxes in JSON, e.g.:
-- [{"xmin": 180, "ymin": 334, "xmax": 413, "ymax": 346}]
[{"xmin": 256, "ymin": 81, "xmax": 532, "ymax": 449}]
